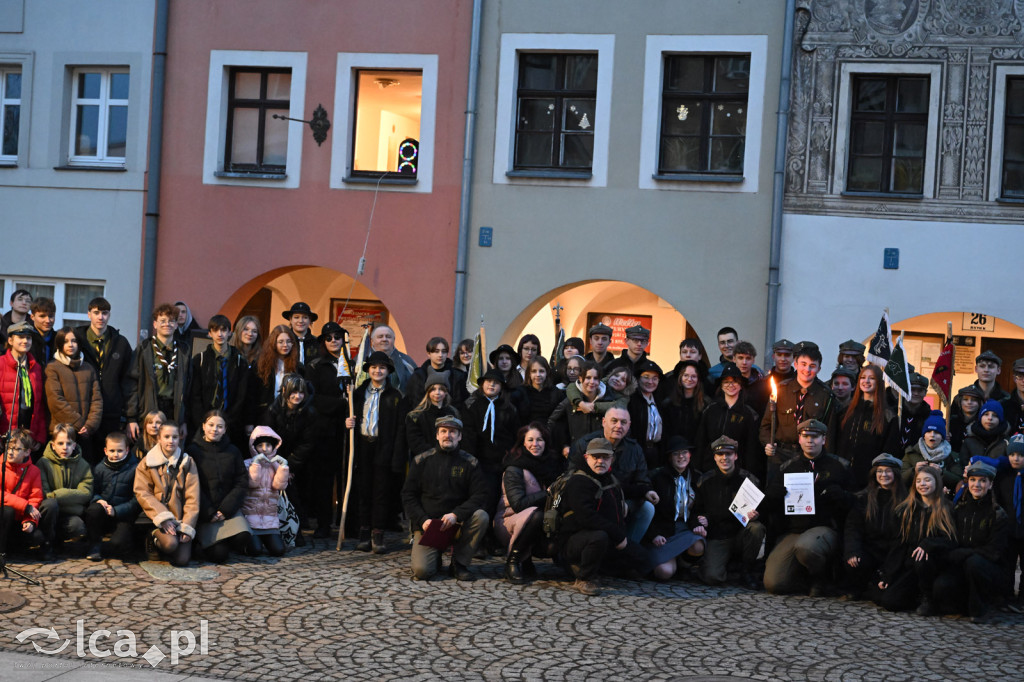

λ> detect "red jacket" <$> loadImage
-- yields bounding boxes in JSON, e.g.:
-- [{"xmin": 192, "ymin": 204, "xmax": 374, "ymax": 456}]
[
  {"xmin": 2, "ymin": 458, "xmax": 44, "ymax": 523},
  {"xmin": 0, "ymin": 351, "xmax": 47, "ymax": 445}
]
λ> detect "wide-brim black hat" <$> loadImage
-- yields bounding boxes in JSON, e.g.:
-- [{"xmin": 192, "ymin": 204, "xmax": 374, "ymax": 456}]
[
  {"xmin": 362, "ymin": 350, "xmax": 395, "ymax": 373},
  {"xmin": 489, "ymin": 344, "xmax": 520, "ymax": 367},
  {"xmin": 282, "ymin": 302, "xmax": 319, "ymax": 322}
]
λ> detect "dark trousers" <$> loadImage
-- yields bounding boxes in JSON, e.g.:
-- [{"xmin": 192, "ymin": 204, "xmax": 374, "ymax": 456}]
[
  {"xmin": 36, "ymin": 498, "xmax": 82, "ymax": 544},
  {"xmin": 700, "ymin": 522, "xmax": 767, "ymax": 585},
  {"xmin": 1, "ymin": 506, "xmax": 47, "ymax": 553},
  {"xmin": 934, "ymin": 552, "xmax": 1004, "ymax": 617},
  {"xmin": 249, "ymin": 532, "xmax": 286, "ymax": 557},
  {"xmin": 83, "ymin": 502, "xmax": 137, "ymax": 558},
  {"xmin": 1003, "ymin": 535, "xmax": 1024, "ymax": 598},
  {"xmin": 562, "ymin": 530, "xmax": 651, "ymax": 580},
  {"xmin": 875, "ymin": 554, "xmax": 939, "ymax": 612},
  {"xmin": 841, "ymin": 547, "xmax": 885, "ymax": 596},
  {"xmin": 204, "ymin": 532, "xmax": 252, "ymax": 563},
  {"xmin": 356, "ymin": 435, "xmax": 391, "ymax": 531}
]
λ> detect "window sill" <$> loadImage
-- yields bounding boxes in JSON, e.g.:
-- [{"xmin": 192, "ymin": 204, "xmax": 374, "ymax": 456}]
[
  {"xmin": 996, "ymin": 196, "xmax": 1024, "ymax": 205},
  {"xmin": 652, "ymin": 173, "xmax": 744, "ymax": 183},
  {"xmin": 343, "ymin": 175, "xmax": 418, "ymax": 186},
  {"xmin": 506, "ymin": 169, "xmax": 593, "ymax": 180},
  {"xmin": 54, "ymin": 164, "xmax": 127, "ymax": 172},
  {"xmin": 214, "ymin": 171, "xmax": 288, "ymax": 180},
  {"xmin": 0, "ymin": 161, "xmax": 17, "ymax": 168},
  {"xmin": 840, "ymin": 191, "xmax": 924, "ymax": 200}
]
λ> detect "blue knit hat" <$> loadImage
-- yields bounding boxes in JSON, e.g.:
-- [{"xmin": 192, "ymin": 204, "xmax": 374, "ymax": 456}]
[
  {"xmin": 922, "ymin": 410, "xmax": 946, "ymax": 439},
  {"xmin": 980, "ymin": 399, "xmax": 1004, "ymax": 422}
]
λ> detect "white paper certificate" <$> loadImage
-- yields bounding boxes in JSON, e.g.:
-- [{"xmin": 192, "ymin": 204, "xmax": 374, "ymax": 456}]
[
  {"xmin": 729, "ymin": 478, "xmax": 765, "ymax": 527},
  {"xmin": 784, "ymin": 472, "xmax": 816, "ymax": 515}
]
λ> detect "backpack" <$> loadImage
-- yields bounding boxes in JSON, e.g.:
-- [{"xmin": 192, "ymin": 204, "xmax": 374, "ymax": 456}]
[{"xmin": 542, "ymin": 469, "xmax": 618, "ymax": 537}]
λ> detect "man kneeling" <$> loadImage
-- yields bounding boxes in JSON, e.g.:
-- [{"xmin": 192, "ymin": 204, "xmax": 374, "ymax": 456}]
[
  {"xmin": 556, "ymin": 438, "xmax": 651, "ymax": 596},
  {"xmin": 402, "ymin": 416, "xmax": 490, "ymax": 581}
]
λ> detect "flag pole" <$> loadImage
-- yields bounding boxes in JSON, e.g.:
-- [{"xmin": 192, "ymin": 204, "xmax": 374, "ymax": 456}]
[
  {"xmin": 945, "ymin": 321, "xmax": 953, "ymax": 425},
  {"xmin": 897, "ymin": 330, "xmax": 904, "ymax": 424}
]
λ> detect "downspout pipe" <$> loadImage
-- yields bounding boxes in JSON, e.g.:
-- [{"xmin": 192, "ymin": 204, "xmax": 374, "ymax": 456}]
[
  {"xmin": 140, "ymin": 0, "xmax": 168, "ymax": 337},
  {"xmin": 452, "ymin": 0, "xmax": 483, "ymax": 343},
  {"xmin": 764, "ymin": 0, "xmax": 796, "ymax": 355}
]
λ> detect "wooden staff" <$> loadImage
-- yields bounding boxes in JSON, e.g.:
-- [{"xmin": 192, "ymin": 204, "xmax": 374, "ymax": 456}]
[{"xmin": 336, "ymin": 381, "xmax": 356, "ymax": 550}]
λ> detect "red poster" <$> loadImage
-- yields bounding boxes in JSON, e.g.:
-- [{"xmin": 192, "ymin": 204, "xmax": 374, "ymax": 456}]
[{"xmin": 586, "ymin": 312, "xmax": 653, "ymax": 354}]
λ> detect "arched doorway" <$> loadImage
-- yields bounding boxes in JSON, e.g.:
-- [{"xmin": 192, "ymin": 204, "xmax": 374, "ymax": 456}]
[
  {"xmin": 886, "ymin": 311, "xmax": 1024, "ymax": 407},
  {"xmin": 220, "ymin": 266, "xmax": 410, "ymax": 355},
  {"xmin": 499, "ymin": 280, "xmax": 703, "ymax": 371}
]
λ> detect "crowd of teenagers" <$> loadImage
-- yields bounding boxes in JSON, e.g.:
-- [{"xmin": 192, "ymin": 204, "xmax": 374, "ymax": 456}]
[{"xmin": 0, "ymin": 290, "xmax": 1021, "ymax": 622}]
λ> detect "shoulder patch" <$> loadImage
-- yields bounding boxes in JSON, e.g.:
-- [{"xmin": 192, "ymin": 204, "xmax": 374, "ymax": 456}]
[
  {"xmin": 458, "ymin": 451, "xmax": 479, "ymax": 468},
  {"xmin": 414, "ymin": 450, "xmax": 436, "ymax": 465}
]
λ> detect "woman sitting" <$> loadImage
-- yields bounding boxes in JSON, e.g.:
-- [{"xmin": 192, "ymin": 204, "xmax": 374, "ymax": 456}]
[
  {"xmin": 842, "ymin": 453, "xmax": 905, "ymax": 600},
  {"xmin": 191, "ymin": 411, "xmax": 252, "ymax": 563}
]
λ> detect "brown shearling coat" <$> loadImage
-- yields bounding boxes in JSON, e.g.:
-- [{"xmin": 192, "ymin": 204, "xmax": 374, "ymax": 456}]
[{"xmin": 134, "ymin": 444, "xmax": 201, "ymax": 538}]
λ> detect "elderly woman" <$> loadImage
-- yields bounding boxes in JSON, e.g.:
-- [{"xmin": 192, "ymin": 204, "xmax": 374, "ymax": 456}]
[{"xmin": 496, "ymin": 423, "xmax": 564, "ymax": 583}]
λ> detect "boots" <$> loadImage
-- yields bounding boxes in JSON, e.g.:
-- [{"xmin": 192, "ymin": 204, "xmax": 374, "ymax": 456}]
[
  {"xmin": 356, "ymin": 528, "xmax": 372, "ymax": 552},
  {"xmin": 504, "ymin": 550, "xmax": 526, "ymax": 584},
  {"xmin": 371, "ymin": 530, "xmax": 386, "ymax": 554}
]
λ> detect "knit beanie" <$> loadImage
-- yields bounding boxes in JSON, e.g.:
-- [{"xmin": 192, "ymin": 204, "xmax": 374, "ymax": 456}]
[
  {"xmin": 980, "ymin": 399, "xmax": 1004, "ymax": 422},
  {"xmin": 922, "ymin": 410, "xmax": 946, "ymax": 439}
]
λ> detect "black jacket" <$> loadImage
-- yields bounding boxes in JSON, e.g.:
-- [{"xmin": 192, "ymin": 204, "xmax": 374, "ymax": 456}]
[
  {"xmin": 265, "ymin": 400, "xmax": 320, "ymax": 470},
  {"xmin": 660, "ymin": 393, "xmax": 704, "ymax": 447},
  {"xmin": 645, "ymin": 465, "xmax": 700, "ymax": 542},
  {"xmin": 188, "ymin": 346, "xmax": 251, "ymax": 436},
  {"xmin": 404, "ymin": 403, "xmax": 460, "ymax": 466},
  {"xmin": 401, "ymin": 446, "xmax": 489, "ymax": 529},
  {"xmin": 950, "ymin": 491, "xmax": 1009, "ymax": 564},
  {"xmin": 74, "ymin": 324, "xmax": 133, "ymax": 421},
  {"xmin": 994, "ymin": 467, "xmax": 1024, "ymax": 539},
  {"xmin": 843, "ymin": 487, "xmax": 899, "ymax": 563},
  {"xmin": 126, "ymin": 336, "xmax": 191, "ymax": 426},
  {"xmin": 190, "ymin": 438, "xmax": 249, "ymax": 522},
  {"xmin": 694, "ymin": 466, "xmax": 762, "ymax": 541},
  {"xmin": 521, "ymin": 385, "xmax": 564, "ymax": 427},
  {"xmin": 349, "ymin": 379, "xmax": 405, "ymax": 468},
  {"xmin": 767, "ymin": 450, "xmax": 853, "ymax": 535},
  {"xmin": 567, "ymin": 431, "xmax": 651, "ymax": 501},
  {"xmin": 90, "ymin": 455, "xmax": 141, "ymax": 521},
  {"xmin": 695, "ymin": 398, "xmax": 761, "ymax": 477},
  {"xmin": 557, "ymin": 467, "xmax": 626, "ymax": 548},
  {"xmin": 460, "ymin": 392, "xmax": 518, "ymax": 470},
  {"xmin": 27, "ymin": 327, "xmax": 56, "ymax": 368},
  {"xmin": 404, "ymin": 359, "xmax": 468, "ymax": 413},
  {"xmin": 829, "ymin": 401, "xmax": 897, "ymax": 488},
  {"xmin": 308, "ymin": 353, "xmax": 352, "ymax": 445}
]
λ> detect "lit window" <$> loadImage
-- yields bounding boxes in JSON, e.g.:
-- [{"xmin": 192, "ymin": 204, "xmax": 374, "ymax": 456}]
[
  {"xmin": 658, "ymin": 55, "xmax": 749, "ymax": 176},
  {"xmin": 846, "ymin": 75, "xmax": 929, "ymax": 195},
  {"xmin": 1002, "ymin": 76, "xmax": 1024, "ymax": 199},
  {"xmin": 350, "ymin": 69, "xmax": 422, "ymax": 177},
  {"xmin": 69, "ymin": 68, "xmax": 129, "ymax": 165},
  {"xmin": 514, "ymin": 53, "xmax": 597, "ymax": 171},
  {"xmin": 225, "ymin": 68, "xmax": 291, "ymax": 174},
  {"xmin": 0, "ymin": 67, "xmax": 20, "ymax": 162}
]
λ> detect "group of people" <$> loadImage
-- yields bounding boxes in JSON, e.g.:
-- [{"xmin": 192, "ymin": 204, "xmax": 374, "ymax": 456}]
[{"xmin": 1, "ymin": 291, "xmax": 1021, "ymax": 622}]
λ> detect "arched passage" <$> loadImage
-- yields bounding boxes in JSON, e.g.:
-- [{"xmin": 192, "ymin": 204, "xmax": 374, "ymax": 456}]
[
  {"xmin": 498, "ymin": 280, "xmax": 703, "ymax": 371},
  {"xmin": 219, "ymin": 265, "xmax": 410, "ymax": 354},
  {"xmin": 887, "ymin": 311, "xmax": 1024, "ymax": 403}
]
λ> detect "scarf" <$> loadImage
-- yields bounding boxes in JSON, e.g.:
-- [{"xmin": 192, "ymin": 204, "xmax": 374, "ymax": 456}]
[
  {"xmin": 482, "ymin": 396, "xmax": 497, "ymax": 443},
  {"xmin": 917, "ymin": 437, "xmax": 951, "ymax": 463},
  {"xmin": 17, "ymin": 359, "xmax": 32, "ymax": 409},
  {"xmin": 361, "ymin": 385, "xmax": 382, "ymax": 438},
  {"xmin": 152, "ymin": 338, "xmax": 177, "ymax": 398},
  {"xmin": 54, "ymin": 349, "xmax": 82, "ymax": 370}
]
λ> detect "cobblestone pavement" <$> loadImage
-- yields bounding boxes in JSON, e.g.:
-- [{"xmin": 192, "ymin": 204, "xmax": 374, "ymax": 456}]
[{"xmin": 1, "ymin": 533, "xmax": 1022, "ymax": 681}]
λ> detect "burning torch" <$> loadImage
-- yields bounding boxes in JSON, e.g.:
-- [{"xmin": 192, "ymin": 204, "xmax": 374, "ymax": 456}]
[{"xmin": 769, "ymin": 377, "xmax": 778, "ymax": 454}]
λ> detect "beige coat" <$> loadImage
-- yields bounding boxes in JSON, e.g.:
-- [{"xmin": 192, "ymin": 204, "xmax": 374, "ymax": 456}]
[
  {"xmin": 45, "ymin": 353, "xmax": 103, "ymax": 433},
  {"xmin": 134, "ymin": 444, "xmax": 201, "ymax": 538}
]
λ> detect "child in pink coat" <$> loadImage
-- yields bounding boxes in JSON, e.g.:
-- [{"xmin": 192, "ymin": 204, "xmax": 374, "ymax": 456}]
[{"xmin": 242, "ymin": 426, "xmax": 290, "ymax": 556}]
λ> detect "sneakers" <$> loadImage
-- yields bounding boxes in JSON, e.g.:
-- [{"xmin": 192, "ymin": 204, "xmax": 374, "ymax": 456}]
[
  {"xmin": 573, "ymin": 579, "xmax": 602, "ymax": 596},
  {"xmin": 371, "ymin": 530, "xmax": 386, "ymax": 554},
  {"xmin": 86, "ymin": 544, "xmax": 103, "ymax": 562}
]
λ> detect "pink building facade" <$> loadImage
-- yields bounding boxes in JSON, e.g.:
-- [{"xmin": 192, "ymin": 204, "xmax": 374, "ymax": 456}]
[{"xmin": 156, "ymin": 0, "xmax": 473, "ymax": 353}]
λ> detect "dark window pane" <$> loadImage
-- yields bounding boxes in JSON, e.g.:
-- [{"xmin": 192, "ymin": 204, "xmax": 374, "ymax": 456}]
[
  {"xmin": 561, "ymin": 134, "xmax": 593, "ymax": 168},
  {"xmin": 563, "ymin": 99, "xmax": 595, "ymax": 132},
  {"xmin": 110, "ymin": 73, "xmax": 129, "ymax": 100},
  {"xmin": 515, "ymin": 132, "xmax": 552, "ymax": 167},
  {"xmin": 710, "ymin": 137, "xmax": 745, "ymax": 172},
  {"xmin": 2, "ymin": 105, "xmax": 18, "ymax": 155},
  {"xmin": 714, "ymin": 56, "xmax": 750, "ymax": 93},
  {"xmin": 78, "ymin": 72, "xmax": 101, "ymax": 99},
  {"xmin": 517, "ymin": 98, "xmax": 555, "ymax": 131},
  {"xmin": 107, "ymin": 105, "xmax": 127, "ymax": 157},
  {"xmin": 852, "ymin": 121, "xmax": 885, "ymax": 155},
  {"xmin": 893, "ymin": 123, "xmax": 926, "ymax": 157},
  {"xmin": 711, "ymin": 101, "xmax": 746, "ymax": 135},
  {"xmin": 896, "ymin": 78, "xmax": 928, "ymax": 113},
  {"xmin": 519, "ymin": 54, "xmax": 556, "ymax": 90},
  {"xmin": 75, "ymin": 105, "xmax": 99, "ymax": 155},
  {"xmin": 665, "ymin": 56, "xmax": 704, "ymax": 92},
  {"xmin": 891, "ymin": 157, "xmax": 923, "ymax": 193},
  {"xmin": 660, "ymin": 137, "xmax": 701, "ymax": 172},
  {"xmin": 1003, "ymin": 161, "xmax": 1024, "ymax": 197},
  {"xmin": 854, "ymin": 79, "xmax": 887, "ymax": 112},
  {"xmin": 5, "ymin": 72, "xmax": 21, "ymax": 99},
  {"xmin": 1005, "ymin": 124, "xmax": 1024, "ymax": 161},
  {"xmin": 661, "ymin": 99, "xmax": 703, "ymax": 135},
  {"xmin": 1008, "ymin": 78, "xmax": 1024, "ymax": 116},
  {"xmin": 564, "ymin": 55, "xmax": 598, "ymax": 90},
  {"xmin": 848, "ymin": 157, "xmax": 883, "ymax": 191},
  {"xmin": 233, "ymin": 71, "xmax": 262, "ymax": 99}
]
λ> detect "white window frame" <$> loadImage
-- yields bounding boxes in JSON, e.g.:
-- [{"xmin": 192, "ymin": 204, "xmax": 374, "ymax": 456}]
[
  {"xmin": 330, "ymin": 52, "xmax": 438, "ymax": 193},
  {"xmin": 203, "ymin": 50, "xmax": 307, "ymax": 189},
  {"xmin": 989, "ymin": 65, "xmax": 1024, "ymax": 201},
  {"xmin": 833, "ymin": 63, "xmax": 941, "ymax": 198},
  {"xmin": 493, "ymin": 34, "xmax": 615, "ymax": 188},
  {"xmin": 0, "ymin": 65, "xmax": 21, "ymax": 164},
  {"xmin": 1, "ymin": 276, "xmax": 106, "ymax": 329},
  {"xmin": 638, "ymin": 35, "xmax": 767, "ymax": 193},
  {"xmin": 68, "ymin": 68, "xmax": 129, "ymax": 167}
]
